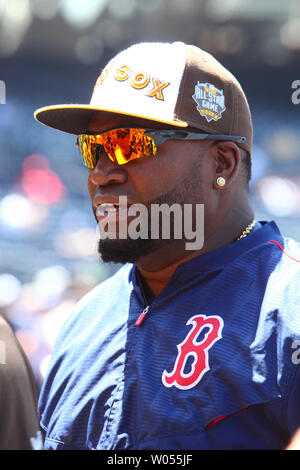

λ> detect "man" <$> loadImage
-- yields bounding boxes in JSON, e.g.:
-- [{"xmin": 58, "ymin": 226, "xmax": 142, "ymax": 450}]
[
  {"xmin": 0, "ymin": 314, "xmax": 42, "ymax": 449},
  {"xmin": 34, "ymin": 42, "xmax": 300, "ymax": 450}
]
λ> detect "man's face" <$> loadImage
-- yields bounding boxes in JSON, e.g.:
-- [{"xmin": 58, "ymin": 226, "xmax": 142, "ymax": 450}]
[{"xmin": 86, "ymin": 117, "xmax": 213, "ymax": 265}]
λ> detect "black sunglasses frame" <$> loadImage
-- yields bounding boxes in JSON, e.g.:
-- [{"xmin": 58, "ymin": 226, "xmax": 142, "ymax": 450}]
[
  {"xmin": 76, "ymin": 128, "xmax": 247, "ymax": 168},
  {"xmin": 78, "ymin": 128, "xmax": 246, "ymax": 147},
  {"xmin": 143, "ymin": 129, "xmax": 246, "ymax": 146}
]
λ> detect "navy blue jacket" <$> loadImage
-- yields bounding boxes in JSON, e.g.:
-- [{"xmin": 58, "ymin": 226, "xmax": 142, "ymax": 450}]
[{"xmin": 38, "ymin": 221, "xmax": 300, "ymax": 449}]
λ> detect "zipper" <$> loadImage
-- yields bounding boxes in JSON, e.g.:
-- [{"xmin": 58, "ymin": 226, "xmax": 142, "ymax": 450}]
[
  {"xmin": 134, "ymin": 267, "xmax": 152, "ymax": 327},
  {"xmin": 135, "ymin": 305, "xmax": 150, "ymax": 327}
]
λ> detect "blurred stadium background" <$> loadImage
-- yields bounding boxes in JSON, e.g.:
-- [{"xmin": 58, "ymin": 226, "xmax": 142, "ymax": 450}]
[{"xmin": 0, "ymin": 0, "xmax": 299, "ymax": 391}]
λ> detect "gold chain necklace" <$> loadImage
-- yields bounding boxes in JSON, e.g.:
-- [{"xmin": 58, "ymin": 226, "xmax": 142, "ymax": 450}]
[{"xmin": 237, "ymin": 221, "xmax": 255, "ymax": 241}]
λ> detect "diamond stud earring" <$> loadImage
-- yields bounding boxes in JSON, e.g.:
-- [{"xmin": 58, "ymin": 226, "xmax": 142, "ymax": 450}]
[{"xmin": 216, "ymin": 177, "xmax": 226, "ymax": 187}]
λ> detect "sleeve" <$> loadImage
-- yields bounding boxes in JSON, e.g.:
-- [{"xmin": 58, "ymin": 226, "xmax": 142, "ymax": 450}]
[{"xmin": 0, "ymin": 315, "xmax": 42, "ymax": 450}]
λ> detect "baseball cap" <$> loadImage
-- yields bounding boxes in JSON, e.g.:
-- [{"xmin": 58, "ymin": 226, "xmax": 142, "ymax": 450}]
[{"xmin": 34, "ymin": 41, "xmax": 253, "ymax": 154}]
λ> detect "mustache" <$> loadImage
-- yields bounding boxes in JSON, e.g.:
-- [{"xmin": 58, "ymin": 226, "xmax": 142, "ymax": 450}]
[{"xmin": 92, "ymin": 184, "xmax": 187, "ymax": 222}]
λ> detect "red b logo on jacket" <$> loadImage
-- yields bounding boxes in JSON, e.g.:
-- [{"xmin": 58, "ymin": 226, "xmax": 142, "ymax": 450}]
[{"xmin": 162, "ymin": 314, "xmax": 224, "ymax": 390}]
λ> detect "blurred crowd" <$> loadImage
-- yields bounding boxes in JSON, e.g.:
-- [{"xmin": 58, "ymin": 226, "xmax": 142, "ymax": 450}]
[
  {"xmin": 0, "ymin": 98, "xmax": 121, "ymax": 391},
  {"xmin": 0, "ymin": 0, "xmax": 299, "ymax": 392}
]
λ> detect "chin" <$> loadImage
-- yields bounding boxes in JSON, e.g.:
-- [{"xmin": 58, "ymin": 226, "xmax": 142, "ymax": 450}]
[{"xmin": 98, "ymin": 238, "xmax": 158, "ymax": 264}]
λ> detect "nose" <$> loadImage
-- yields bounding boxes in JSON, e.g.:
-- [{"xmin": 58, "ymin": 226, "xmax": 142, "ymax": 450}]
[{"xmin": 88, "ymin": 153, "xmax": 128, "ymax": 187}]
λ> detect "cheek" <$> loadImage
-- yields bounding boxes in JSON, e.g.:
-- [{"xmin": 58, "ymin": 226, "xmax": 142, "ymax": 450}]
[
  {"xmin": 128, "ymin": 163, "xmax": 175, "ymax": 201},
  {"xmin": 127, "ymin": 148, "xmax": 188, "ymax": 198},
  {"xmin": 87, "ymin": 172, "xmax": 95, "ymax": 200}
]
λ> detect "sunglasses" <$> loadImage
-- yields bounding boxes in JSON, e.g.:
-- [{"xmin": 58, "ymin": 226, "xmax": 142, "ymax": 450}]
[{"xmin": 76, "ymin": 128, "xmax": 246, "ymax": 169}]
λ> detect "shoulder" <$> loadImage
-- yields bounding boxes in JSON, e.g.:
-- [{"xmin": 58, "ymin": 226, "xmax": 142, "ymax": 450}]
[
  {"xmin": 0, "ymin": 315, "xmax": 40, "ymax": 449},
  {"xmin": 75, "ymin": 262, "xmax": 133, "ymax": 307},
  {"xmin": 264, "ymin": 235, "xmax": 300, "ymax": 296},
  {"xmin": 254, "ymin": 235, "xmax": 300, "ymax": 336},
  {"xmin": 0, "ymin": 315, "xmax": 34, "ymax": 381},
  {"xmin": 61, "ymin": 263, "xmax": 133, "ymax": 328},
  {"xmin": 44, "ymin": 263, "xmax": 133, "ymax": 360},
  {"xmin": 246, "ymin": 222, "xmax": 300, "ymax": 295},
  {"xmin": 38, "ymin": 264, "xmax": 134, "ymax": 435}
]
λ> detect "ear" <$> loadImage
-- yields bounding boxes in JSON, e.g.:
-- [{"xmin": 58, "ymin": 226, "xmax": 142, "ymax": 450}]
[{"xmin": 212, "ymin": 141, "xmax": 241, "ymax": 189}]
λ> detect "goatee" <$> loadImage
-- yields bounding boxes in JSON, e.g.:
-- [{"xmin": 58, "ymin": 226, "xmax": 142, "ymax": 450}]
[
  {"xmin": 95, "ymin": 168, "xmax": 202, "ymax": 264},
  {"xmin": 98, "ymin": 236, "xmax": 158, "ymax": 264}
]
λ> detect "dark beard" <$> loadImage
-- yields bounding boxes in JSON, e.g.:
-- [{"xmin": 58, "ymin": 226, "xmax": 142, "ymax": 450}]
[
  {"xmin": 97, "ymin": 188, "xmax": 178, "ymax": 264},
  {"xmin": 95, "ymin": 168, "xmax": 203, "ymax": 264},
  {"xmin": 98, "ymin": 236, "xmax": 158, "ymax": 264}
]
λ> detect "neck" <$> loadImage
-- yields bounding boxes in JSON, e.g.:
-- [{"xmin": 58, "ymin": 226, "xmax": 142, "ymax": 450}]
[
  {"xmin": 136, "ymin": 212, "xmax": 254, "ymax": 272},
  {"xmin": 136, "ymin": 240, "xmax": 204, "ymax": 272},
  {"xmin": 137, "ymin": 249, "xmax": 201, "ymax": 299},
  {"xmin": 136, "ymin": 207, "xmax": 255, "ymax": 296}
]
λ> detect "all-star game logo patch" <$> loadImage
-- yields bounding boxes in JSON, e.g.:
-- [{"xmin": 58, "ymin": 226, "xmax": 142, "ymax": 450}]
[{"xmin": 192, "ymin": 82, "xmax": 226, "ymax": 122}]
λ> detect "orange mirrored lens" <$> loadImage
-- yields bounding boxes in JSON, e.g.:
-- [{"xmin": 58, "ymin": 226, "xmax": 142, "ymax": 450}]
[{"xmin": 78, "ymin": 129, "xmax": 157, "ymax": 168}]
